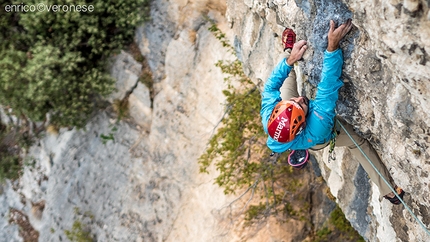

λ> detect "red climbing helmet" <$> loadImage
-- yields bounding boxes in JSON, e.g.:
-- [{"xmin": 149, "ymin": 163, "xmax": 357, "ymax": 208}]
[{"xmin": 267, "ymin": 101, "xmax": 305, "ymax": 143}]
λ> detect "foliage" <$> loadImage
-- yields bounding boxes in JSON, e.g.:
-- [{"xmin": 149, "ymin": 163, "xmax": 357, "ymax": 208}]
[
  {"xmin": 0, "ymin": 123, "xmax": 32, "ymax": 183},
  {"xmin": 199, "ymin": 23, "xmax": 304, "ymax": 224},
  {"xmin": 200, "ymin": 22, "xmax": 363, "ymax": 240},
  {"xmin": 199, "ymin": 23, "xmax": 266, "ymax": 193},
  {"xmin": 329, "ymin": 206, "xmax": 364, "ymax": 240},
  {"xmin": 0, "ymin": 155, "xmax": 21, "ymax": 183},
  {"xmin": 199, "ymin": 25, "xmax": 362, "ymax": 241},
  {"xmin": 314, "ymin": 206, "xmax": 365, "ymax": 242},
  {"xmin": 0, "ymin": 0, "xmax": 150, "ymax": 128},
  {"xmin": 208, "ymin": 24, "xmax": 235, "ymax": 54},
  {"xmin": 100, "ymin": 126, "xmax": 117, "ymax": 145},
  {"xmin": 64, "ymin": 208, "xmax": 95, "ymax": 242},
  {"xmin": 64, "ymin": 221, "xmax": 93, "ymax": 242}
]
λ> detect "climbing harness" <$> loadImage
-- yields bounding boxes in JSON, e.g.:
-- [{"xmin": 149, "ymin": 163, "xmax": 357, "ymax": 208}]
[{"xmin": 336, "ymin": 120, "xmax": 430, "ymax": 237}]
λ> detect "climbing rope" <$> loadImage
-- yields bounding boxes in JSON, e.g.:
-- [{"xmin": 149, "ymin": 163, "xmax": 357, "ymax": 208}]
[{"xmin": 336, "ymin": 120, "xmax": 430, "ymax": 237}]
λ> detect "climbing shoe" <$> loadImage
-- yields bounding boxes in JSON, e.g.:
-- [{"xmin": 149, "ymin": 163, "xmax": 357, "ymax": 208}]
[
  {"xmin": 282, "ymin": 28, "xmax": 296, "ymax": 51},
  {"xmin": 384, "ymin": 187, "xmax": 405, "ymax": 205},
  {"xmin": 288, "ymin": 149, "xmax": 309, "ymax": 170}
]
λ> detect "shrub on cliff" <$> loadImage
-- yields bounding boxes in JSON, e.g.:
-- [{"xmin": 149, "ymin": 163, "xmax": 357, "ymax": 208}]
[
  {"xmin": 0, "ymin": 123, "xmax": 31, "ymax": 182},
  {"xmin": 0, "ymin": 0, "xmax": 150, "ymax": 127},
  {"xmin": 200, "ymin": 23, "xmax": 303, "ymax": 225},
  {"xmin": 201, "ymin": 24, "xmax": 364, "ymax": 242}
]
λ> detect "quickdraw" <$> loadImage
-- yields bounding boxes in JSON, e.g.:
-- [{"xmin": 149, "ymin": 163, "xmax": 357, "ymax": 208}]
[
  {"xmin": 328, "ymin": 119, "xmax": 338, "ymax": 163},
  {"xmin": 328, "ymin": 137, "xmax": 336, "ymax": 162}
]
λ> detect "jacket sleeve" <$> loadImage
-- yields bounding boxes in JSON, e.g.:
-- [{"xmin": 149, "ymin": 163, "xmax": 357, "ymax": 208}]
[
  {"xmin": 260, "ymin": 58, "xmax": 293, "ymax": 133},
  {"xmin": 313, "ymin": 49, "xmax": 344, "ymax": 114}
]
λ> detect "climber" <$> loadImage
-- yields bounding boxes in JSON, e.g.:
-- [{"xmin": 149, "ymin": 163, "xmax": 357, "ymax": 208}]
[{"xmin": 260, "ymin": 19, "xmax": 405, "ymax": 205}]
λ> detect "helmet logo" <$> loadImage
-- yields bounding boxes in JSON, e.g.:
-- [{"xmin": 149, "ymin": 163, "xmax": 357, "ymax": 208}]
[
  {"xmin": 273, "ymin": 117, "xmax": 288, "ymax": 141},
  {"xmin": 267, "ymin": 100, "xmax": 305, "ymax": 143}
]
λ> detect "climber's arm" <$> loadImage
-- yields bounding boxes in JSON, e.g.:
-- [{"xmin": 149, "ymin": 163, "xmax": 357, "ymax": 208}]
[
  {"xmin": 313, "ymin": 19, "xmax": 352, "ymax": 114},
  {"xmin": 260, "ymin": 59, "xmax": 293, "ymax": 132},
  {"xmin": 261, "ymin": 40, "xmax": 308, "ymax": 132},
  {"xmin": 313, "ymin": 49, "xmax": 344, "ymax": 113},
  {"xmin": 260, "ymin": 40, "xmax": 307, "ymax": 132}
]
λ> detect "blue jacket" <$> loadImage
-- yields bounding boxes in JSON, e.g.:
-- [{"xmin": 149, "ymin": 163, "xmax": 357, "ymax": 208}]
[{"xmin": 260, "ymin": 49, "xmax": 344, "ymax": 153}]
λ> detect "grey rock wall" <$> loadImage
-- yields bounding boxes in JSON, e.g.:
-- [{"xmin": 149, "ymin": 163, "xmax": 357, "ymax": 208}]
[
  {"xmin": 3, "ymin": 0, "xmax": 299, "ymax": 241},
  {"xmin": 226, "ymin": 0, "xmax": 430, "ymax": 241},
  {"xmin": 1, "ymin": 0, "xmax": 429, "ymax": 241}
]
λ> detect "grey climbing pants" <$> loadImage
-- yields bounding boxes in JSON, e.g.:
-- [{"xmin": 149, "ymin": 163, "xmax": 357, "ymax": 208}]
[{"xmin": 280, "ymin": 67, "xmax": 394, "ymax": 196}]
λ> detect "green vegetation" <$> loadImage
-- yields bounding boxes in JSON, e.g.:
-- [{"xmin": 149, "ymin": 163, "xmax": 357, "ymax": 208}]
[
  {"xmin": 0, "ymin": 155, "xmax": 21, "ymax": 182},
  {"xmin": 64, "ymin": 208, "xmax": 95, "ymax": 242},
  {"xmin": 0, "ymin": 122, "xmax": 32, "ymax": 182},
  {"xmin": 315, "ymin": 206, "xmax": 365, "ymax": 242},
  {"xmin": 199, "ymin": 23, "xmax": 303, "ymax": 224},
  {"xmin": 0, "ymin": 0, "xmax": 150, "ymax": 128},
  {"xmin": 100, "ymin": 126, "xmax": 117, "ymax": 145},
  {"xmin": 200, "ymin": 23, "xmax": 266, "ymax": 194},
  {"xmin": 329, "ymin": 206, "xmax": 365, "ymax": 241},
  {"xmin": 0, "ymin": 0, "xmax": 150, "ymax": 182},
  {"xmin": 64, "ymin": 221, "xmax": 93, "ymax": 242},
  {"xmin": 200, "ymin": 23, "xmax": 365, "ymax": 240}
]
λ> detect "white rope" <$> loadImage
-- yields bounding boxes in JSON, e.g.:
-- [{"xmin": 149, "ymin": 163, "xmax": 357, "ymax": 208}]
[{"xmin": 336, "ymin": 120, "xmax": 430, "ymax": 237}]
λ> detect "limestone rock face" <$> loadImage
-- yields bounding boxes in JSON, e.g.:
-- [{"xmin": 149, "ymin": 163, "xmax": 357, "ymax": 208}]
[
  {"xmin": 3, "ymin": 0, "xmax": 296, "ymax": 241},
  {"xmin": 1, "ymin": 0, "xmax": 429, "ymax": 241},
  {"xmin": 109, "ymin": 51, "xmax": 152, "ymax": 131},
  {"xmin": 109, "ymin": 50, "xmax": 143, "ymax": 103},
  {"xmin": 226, "ymin": 0, "xmax": 430, "ymax": 241}
]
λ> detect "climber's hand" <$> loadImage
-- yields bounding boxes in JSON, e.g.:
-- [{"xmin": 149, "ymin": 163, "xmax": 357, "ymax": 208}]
[
  {"xmin": 327, "ymin": 19, "xmax": 352, "ymax": 52},
  {"xmin": 287, "ymin": 40, "xmax": 307, "ymax": 66}
]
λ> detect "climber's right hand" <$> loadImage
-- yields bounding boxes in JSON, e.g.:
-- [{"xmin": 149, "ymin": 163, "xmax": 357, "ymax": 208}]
[{"xmin": 287, "ymin": 40, "xmax": 307, "ymax": 66}]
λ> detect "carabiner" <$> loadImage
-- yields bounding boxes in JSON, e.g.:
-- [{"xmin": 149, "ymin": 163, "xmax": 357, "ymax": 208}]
[{"xmin": 328, "ymin": 150, "xmax": 336, "ymax": 162}]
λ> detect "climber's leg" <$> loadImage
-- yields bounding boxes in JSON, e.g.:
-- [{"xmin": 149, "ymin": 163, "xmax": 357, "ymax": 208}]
[{"xmin": 334, "ymin": 119, "xmax": 395, "ymax": 196}]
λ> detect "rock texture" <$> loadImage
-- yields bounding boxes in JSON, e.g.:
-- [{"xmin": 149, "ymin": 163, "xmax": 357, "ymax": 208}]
[
  {"xmin": 1, "ymin": 0, "xmax": 429, "ymax": 241},
  {"xmin": 226, "ymin": 0, "xmax": 430, "ymax": 241},
  {"xmin": 3, "ymin": 0, "xmax": 318, "ymax": 241}
]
